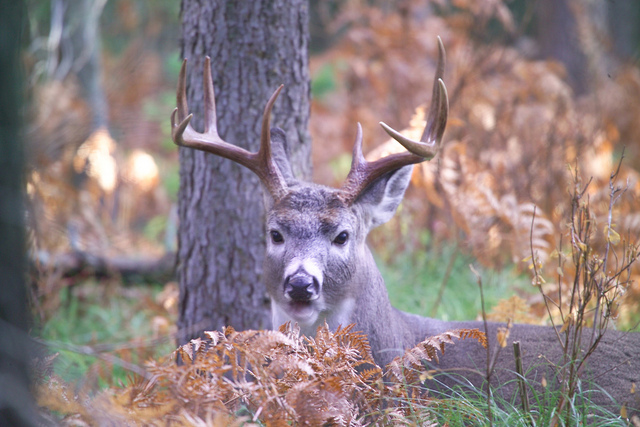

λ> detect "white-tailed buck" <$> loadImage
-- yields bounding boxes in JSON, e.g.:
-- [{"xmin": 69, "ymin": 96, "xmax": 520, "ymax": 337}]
[{"xmin": 172, "ymin": 39, "xmax": 640, "ymax": 415}]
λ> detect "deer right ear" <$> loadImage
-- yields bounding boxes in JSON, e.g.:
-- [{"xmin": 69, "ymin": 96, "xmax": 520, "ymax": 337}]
[
  {"xmin": 269, "ymin": 128, "xmax": 296, "ymax": 184},
  {"xmin": 262, "ymin": 128, "xmax": 295, "ymax": 210},
  {"xmin": 353, "ymin": 164, "xmax": 413, "ymax": 230}
]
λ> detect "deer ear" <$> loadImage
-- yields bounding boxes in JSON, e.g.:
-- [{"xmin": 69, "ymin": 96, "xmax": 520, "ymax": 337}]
[
  {"xmin": 353, "ymin": 164, "xmax": 413, "ymax": 229},
  {"xmin": 269, "ymin": 128, "xmax": 296, "ymax": 184},
  {"xmin": 263, "ymin": 128, "xmax": 295, "ymax": 210}
]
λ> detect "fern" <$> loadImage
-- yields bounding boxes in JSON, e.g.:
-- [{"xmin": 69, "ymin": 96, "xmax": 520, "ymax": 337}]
[
  {"xmin": 36, "ymin": 325, "xmax": 489, "ymax": 425},
  {"xmin": 385, "ymin": 328, "xmax": 487, "ymax": 402}
]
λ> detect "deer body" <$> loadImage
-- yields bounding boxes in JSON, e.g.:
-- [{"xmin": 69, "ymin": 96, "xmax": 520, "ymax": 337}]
[{"xmin": 171, "ymin": 40, "xmax": 640, "ymax": 414}]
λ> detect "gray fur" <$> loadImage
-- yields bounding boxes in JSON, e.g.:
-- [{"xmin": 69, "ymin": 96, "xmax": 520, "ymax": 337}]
[
  {"xmin": 269, "ymin": 127, "xmax": 296, "ymax": 184},
  {"xmin": 355, "ymin": 165, "xmax": 414, "ymax": 228}
]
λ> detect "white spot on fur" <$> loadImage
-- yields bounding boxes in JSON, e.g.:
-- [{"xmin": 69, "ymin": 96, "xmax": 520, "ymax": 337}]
[{"xmin": 284, "ymin": 257, "xmax": 324, "ymax": 287}]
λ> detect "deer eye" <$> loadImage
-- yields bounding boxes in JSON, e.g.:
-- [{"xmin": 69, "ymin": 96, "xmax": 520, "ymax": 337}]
[
  {"xmin": 333, "ymin": 231, "xmax": 349, "ymax": 246},
  {"xmin": 270, "ymin": 230, "xmax": 284, "ymax": 244}
]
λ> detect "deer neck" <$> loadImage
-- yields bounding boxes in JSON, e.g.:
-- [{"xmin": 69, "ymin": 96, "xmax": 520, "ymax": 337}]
[{"xmin": 346, "ymin": 246, "xmax": 426, "ymax": 365}]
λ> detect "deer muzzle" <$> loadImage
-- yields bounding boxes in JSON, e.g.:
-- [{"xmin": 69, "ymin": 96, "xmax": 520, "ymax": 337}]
[{"xmin": 284, "ymin": 272, "xmax": 320, "ymax": 302}]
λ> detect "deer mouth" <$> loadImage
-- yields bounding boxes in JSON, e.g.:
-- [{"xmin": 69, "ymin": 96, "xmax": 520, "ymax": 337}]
[{"xmin": 286, "ymin": 300, "xmax": 317, "ymax": 321}]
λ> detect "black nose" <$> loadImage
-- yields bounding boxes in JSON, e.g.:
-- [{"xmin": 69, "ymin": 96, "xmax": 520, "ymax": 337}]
[{"xmin": 285, "ymin": 273, "xmax": 319, "ymax": 302}]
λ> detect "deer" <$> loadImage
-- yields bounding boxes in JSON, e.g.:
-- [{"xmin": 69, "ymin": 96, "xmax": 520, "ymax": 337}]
[{"xmin": 171, "ymin": 39, "xmax": 640, "ymax": 415}]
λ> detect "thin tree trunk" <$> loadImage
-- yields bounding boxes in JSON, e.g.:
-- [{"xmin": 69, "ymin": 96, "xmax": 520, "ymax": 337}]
[
  {"xmin": 49, "ymin": 0, "xmax": 109, "ymax": 130},
  {"xmin": 177, "ymin": 0, "xmax": 311, "ymax": 344},
  {"xmin": 73, "ymin": 0, "xmax": 108, "ymax": 130}
]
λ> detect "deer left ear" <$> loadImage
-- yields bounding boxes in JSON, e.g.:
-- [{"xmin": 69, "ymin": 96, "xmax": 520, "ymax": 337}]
[{"xmin": 353, "ymin": 165, "xmax": 413, "ymax": 229}]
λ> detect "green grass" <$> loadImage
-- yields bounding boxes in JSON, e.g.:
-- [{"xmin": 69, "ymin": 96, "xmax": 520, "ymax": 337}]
[
  {"xmin": 375, "ymin": 240, "xmax": 533, "ymax": 321},
  {"xmin": 387, "ymin": 362, "xmax": 627, "ymax": 426},
  {"xmin": 414, "ymin": 376, "xmax": 627, "ymax": 426},
  {"xmin": 35, "ymin": 280, "xmax": 176, "ymax": 388},
  {"xmin": 311, "ymin": 62, "xmax": 338, "ymax": 99}
]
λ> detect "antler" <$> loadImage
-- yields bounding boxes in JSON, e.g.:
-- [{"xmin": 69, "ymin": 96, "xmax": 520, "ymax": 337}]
[
  {"xmin": 340, "ymin": 37, "xmax": 449, "ymax": 204},
  {"xmin": 171, "ymin": 57, "xmax": 288, "ymax": 200}
]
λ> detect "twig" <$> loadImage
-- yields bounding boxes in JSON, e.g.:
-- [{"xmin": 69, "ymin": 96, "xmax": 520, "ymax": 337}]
[
  {"xmin": 430, "ymin": 242, "xmax": 458, "ymax": 317},
  {"xmin": 470, "ymin": 264, "xmax": 493, "ymax": 427},
  {"xmin": 33, "ymin": 337, "xmax": 151, "ymax": 379},
  {"xmin": 529, "ymin": 205, "xmax": 563, "ymax": 348},
  {"xmin": 589, "ymin": 150, "xmax": 626, "ymax": 349},
  {"xmin": 30, "ymin": 250, "xmax": 177, "ymax": 283},
  {"xmin": 512, "ymin": 341, "xmax": 531, "ymax": 421}
]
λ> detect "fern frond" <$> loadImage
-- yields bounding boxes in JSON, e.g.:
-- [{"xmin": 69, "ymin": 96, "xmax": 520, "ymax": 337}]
[{"xmin": 386, "ymin": 328, "xmax": 487, "ymax": 386}]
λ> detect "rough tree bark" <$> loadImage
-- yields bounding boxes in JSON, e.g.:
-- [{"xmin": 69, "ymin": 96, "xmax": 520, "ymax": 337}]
[{"xmin": 177, "ymin": 0, "xmax": 311, "ymax": 344}]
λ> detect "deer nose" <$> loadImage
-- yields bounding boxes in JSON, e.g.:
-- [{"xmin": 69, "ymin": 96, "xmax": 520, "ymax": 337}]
[{"xmin": 284, "ymin": 272, "xmax": 319, "ymax": 302}]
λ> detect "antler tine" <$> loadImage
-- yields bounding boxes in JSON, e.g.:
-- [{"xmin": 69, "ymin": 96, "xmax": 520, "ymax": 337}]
[
  {"xmin": 203, "ymin": 57, "xmax": 217, "ymax": 134},
  {"xmin": 351, "ymin": 122, "xmax": 365, "ymax": 169},
  {"xmin": 340, "ymin": 37, "xmax": 449, "ymax": 204},
  {"xmin": 170, "ymin": 58, "xmax": 288, "ymax": 200},
  {"xmin": 170, "ymin": 58, "xmax": 194, "ymax": 147},
  {"xmin": 421, "ymin": 36, "xmax": 447, "ymax": 144},
  {"xmin": 379, "ymin": 36, "xmax": 448, "ymax": 158},
  {"xmin": 258, "ymin": 85, "xmax": 285, "ymax": 193},
  {"xmin": 177, "ymin": 60, "xmax": 189, "ymax": 119}
]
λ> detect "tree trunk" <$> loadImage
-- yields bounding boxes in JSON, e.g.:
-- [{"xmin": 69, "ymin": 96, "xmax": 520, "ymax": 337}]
[
  {"xmin": 73, "ymin": 0, "xmax": 109, "ymax": 130},
  {"xmin": 607, "ymin": 0, "xmax": 640, "ymax": 61},
  {"xmin": 535, "ymin": 0, "xmax": 589, "ymax": 95},
  {"xmin": 48, "ymin": 0, "xmax": 109, "ymax": 130},
  {"xmin": 177, "ymin": 0, "xmax": 311, "ymax": 344},
  {"xmin": 0, "ymin": 1, "xmax": 43, "ymax": 424}
]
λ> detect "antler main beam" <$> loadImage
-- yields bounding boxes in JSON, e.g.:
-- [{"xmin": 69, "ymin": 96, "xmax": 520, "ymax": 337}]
[
  {"xmin": 340, "ymin": 36, "xmax": 449, "ymax": 204},
  {"xmin": 170, "ymin": 57, "xmax": 288, "ymax": 200}
]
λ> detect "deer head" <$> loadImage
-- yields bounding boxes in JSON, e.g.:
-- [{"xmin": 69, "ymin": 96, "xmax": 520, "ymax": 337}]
[{"xmin": 171, "ymin": 38, "xmax": 448, "ymax": 337}]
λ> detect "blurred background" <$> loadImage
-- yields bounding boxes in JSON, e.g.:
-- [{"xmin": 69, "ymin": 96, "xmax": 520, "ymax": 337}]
[{"xmin": 24, "ymin": 0, "xmax": 640, "ymax": 392}]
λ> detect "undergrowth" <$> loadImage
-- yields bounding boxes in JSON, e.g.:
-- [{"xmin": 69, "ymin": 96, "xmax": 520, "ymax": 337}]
[
  {"xmin": 33, "ymin": 280, "xmax": 177, "ymax": 388},
  {"xmin": 36, "ymin": 323, "xmax": 486, "ymax": 425},
  {"xmin": 377, "ymin": 239, "xmax": 533, "ymax": 322},
  {"xmin": 35, "ymin": 321, "xmax": 633, "ymax": 426},
  {"xmin": 424, "ymin": 381, "xmax": 627, "ymax": 427},
  {"xmin": 32, "ymin": 187, "xmax": 638, "ymax": 424}
]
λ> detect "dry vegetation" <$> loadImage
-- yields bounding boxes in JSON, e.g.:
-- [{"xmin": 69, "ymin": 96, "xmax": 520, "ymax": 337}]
[
  {"xmin": 26, "ymin": 0, "xmax": 640, "ymax": 424},
  {"xmin": 36, "ymin": 324, "xmax": 486, "ymax": 425}
]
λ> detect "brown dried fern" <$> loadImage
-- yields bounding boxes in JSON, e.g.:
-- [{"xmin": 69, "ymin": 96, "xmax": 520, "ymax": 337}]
[
  {"xmin": 37, "ymin": 324, "xmax": 489, "ymax": 425},
  {"xmin": 385, "ymin": 328, "xmax": 487, "ymax": 396}
]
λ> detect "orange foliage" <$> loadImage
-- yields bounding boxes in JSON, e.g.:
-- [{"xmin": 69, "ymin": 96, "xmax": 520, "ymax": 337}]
[
  {"xmin": 309, "ymin": 0, "xmax": 640, "ymax": 324},
  {"xmin": 36, "ymin": 323, "xmax": 484, "ymax": 425}
]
